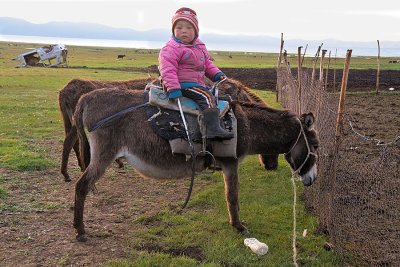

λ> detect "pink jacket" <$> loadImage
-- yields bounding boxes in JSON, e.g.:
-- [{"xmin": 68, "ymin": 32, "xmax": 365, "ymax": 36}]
[{"xmin": 158, "ymin": 37, "xmax": 222, "ymax": 93}]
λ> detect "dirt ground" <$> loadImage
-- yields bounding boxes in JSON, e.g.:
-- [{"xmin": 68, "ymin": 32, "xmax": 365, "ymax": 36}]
[
  {"xmin": 0, "ymin": 144, "xmax": 204, "ymax": 266},
  {"xmin": 1, "ymin": 68, "xmax": 399, "ymax": 266},
  {"xmin": 221, "ymin": 68, "xmax": 400, "ymax": 92},
  {"xmin": 341, "ymin": 93, "xmax": 400, "ymax": 153}
]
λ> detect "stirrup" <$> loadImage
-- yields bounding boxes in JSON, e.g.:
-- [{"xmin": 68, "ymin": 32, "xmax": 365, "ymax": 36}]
[{"xmin": 194, "ymin": 150, "xmax": 216, "ymax": 175}]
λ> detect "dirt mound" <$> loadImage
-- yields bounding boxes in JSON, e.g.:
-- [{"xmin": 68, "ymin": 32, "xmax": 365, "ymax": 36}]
[
  {"xmin": 67, "ymin": 65, "xmax": 400, "ymax": 92},
  {"xmin": 221, "ymin": 68, "xmax": 400, "ymax": 92}
]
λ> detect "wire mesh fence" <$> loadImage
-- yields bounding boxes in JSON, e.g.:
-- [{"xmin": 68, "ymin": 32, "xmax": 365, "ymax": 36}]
[{"xmin": 276, "ymin": 64, "xmax": 400, "ymax": 266}]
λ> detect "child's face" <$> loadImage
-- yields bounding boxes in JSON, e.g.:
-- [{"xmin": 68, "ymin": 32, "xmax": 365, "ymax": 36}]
[{"xmin": 173, "ymin": 20, "xmax": 196, "ymax": 43}]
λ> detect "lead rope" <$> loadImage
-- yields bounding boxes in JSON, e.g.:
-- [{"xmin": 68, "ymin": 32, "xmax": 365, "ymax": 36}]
[
  {"xmin": 177, "ymin": 98, "xmax": 196, "ymax": 209},
  {"xmin": 291, "ymin": 171, "xmax": 299, "ymax": 267},
  {"xmin": 286, "ymin": 119, "xmax": 317, "ymax": 267}
]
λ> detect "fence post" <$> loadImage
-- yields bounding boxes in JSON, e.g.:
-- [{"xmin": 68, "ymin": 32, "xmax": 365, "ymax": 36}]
[
  {"xmin": 277, "ymin": 33, "xmax": 284, "ymax": 68},
  {"xmin": 333, "ymin": 48, "xmax": 337, "ymax": 91},
  {"xmin": 325, "ymin": 50, "xmax": 331, "ymax": 90},
  {"xmin": 297, "ymin": 46, "xmax": 303, "ymax": 115},
  {"xmin": 319, "ymin": 50, "xmax": 327, "ymax": 82},
  {"xmin": 376, "ymin": 40, "xmax": 380, "ymax": 95},
  {"xmin": 311, "ymin": 43, "xmax": 323, "ymax": 83},
  {"xmin": 335, "ymin": 49, "xmax": 352, "ymax": 139},
  {"xmin": 283, "ymin": 50, "xmax": 291, "ymax": 74},
  {"xmin": 277, "ymin": 33, "xmax": 284, "ymax": 102},
  {"xmin": 301, "ymin": 44, "xmax": 308, "ymax": 68}
]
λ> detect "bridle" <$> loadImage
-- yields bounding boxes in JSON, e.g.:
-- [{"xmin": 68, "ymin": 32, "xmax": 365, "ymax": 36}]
[{"xmin": 284, "ymin": 118, "xmax": 318, "ymax": 175}]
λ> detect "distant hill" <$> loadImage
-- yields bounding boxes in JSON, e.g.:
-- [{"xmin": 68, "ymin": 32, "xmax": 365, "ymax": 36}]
[
  {"xmin": 0, "ymin": 17, "xmax": 170, "ymax": 41},
  {"xmin": 1, "ymin": 17, "xmax": 399, "ymax": 56}
]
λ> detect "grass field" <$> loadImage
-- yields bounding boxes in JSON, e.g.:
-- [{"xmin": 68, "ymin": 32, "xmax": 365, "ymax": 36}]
[
  {"xmin": 0, "ymin": 41, "xmax": 351, "ymax": 266},
  {"xmin": 3, "ymin": 41, "xmax": 400, "ymax": 70}
]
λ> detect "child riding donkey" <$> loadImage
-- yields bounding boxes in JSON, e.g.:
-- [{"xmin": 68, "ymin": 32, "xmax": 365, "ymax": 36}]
[{"xmin": 159, "ymin": 7, "xmax": 233, "ymax": 140}]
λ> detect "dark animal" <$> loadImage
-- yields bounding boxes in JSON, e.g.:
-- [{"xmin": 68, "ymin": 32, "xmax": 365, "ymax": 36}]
[
  {"xmin": 117, "ymin": 54, "xmax": 126, "ymax": 59},
  {"xmin": 217, "ymin": 79, "xmax": 280, "ymax": 171},
  {"xmin": 58, "ymin": 78, "xmax": 150, "ymax": 181},
  {"xmin": 59, "ymin": 78, "xmax": 279, "ymax": 181},
  {"xmin": 72, "ymin": 88, "xmax": 319, "ymax": 242}
]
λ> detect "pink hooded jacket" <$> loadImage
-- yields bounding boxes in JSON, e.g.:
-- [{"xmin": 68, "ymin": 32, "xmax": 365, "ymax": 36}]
[{"xmin": 158, "ymin": 37, "xmax": 223, "ymax": 94}]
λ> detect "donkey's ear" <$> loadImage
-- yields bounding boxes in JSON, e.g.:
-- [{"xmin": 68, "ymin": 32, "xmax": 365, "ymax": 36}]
[{"xmin": 301, "ymin": 112, "xmax": 315, "ymax": 129}]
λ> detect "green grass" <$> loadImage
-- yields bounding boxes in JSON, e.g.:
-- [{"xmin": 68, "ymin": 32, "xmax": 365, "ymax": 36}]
[
  {"xmin": 103, "ymin": 156, "xmax": 340, "ymax": 267},
  {"xmin": 0, "ymin": 50, "xmax": 149, "ymax": 170},
  {"xmin": 0, "ymin": 175, "xmax": 8, "ymax": 200},
  {"xmin": 0, "ymin": 41, "xmax": 346, "ymax": 266},
  {"xmin": 3, "ymin": 41, "xmax": 398, "ymax": 70}
]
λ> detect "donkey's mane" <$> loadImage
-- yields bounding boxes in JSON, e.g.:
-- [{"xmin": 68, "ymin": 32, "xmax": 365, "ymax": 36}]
[
  {"xmin": 227, "ymin": 79, "xmax": 264, "ymax": 103},
  {"xmin": 233, "ymin": 100, "xmax": 295, "ymax": 118}
]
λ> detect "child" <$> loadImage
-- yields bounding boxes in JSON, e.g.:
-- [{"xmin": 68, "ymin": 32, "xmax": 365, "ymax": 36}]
[{"xmin": 158, "ymin": 7, "xmax": 233, "ymax": 140}]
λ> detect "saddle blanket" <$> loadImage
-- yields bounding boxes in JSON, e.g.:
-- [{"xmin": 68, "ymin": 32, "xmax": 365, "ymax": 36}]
[
  {"xmin": 147, "ymin": 86, "xmax": 230, "ymax": 117},
  {"xmin": 144, "ymin": 85, "xmax": 237, "ymax": 158}
]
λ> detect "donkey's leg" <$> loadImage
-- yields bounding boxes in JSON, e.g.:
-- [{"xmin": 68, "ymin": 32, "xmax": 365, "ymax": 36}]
[
  {"xmin": 61, "ymin": 126, "xmax": 79, "ymax": 182},
  {"xmin": 73, "ymin": 154, "xmax": 112, "ymax": 242},
  {"xmin": 70, "ymin": 124, "xmax": 86, "ymax": 171},
  {"xmin": 259, "ymin": 153, "xmax": 279, "ymax": 171},
  {"xmin": 221, "ymin": 158, "xmax": 249, "ymax": 236},
  {"xmin": 73, "ymin": 140, "xmax": 84, "ymax": 171}
]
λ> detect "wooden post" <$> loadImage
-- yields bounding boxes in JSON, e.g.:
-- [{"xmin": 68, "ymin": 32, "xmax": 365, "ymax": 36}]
[
  {"xmin": 277, "ymin": 33, "xmax": 284, "ymax": 68},
  {"xmin": 376, "ymin": 40, "xmax": 380, "ymax": 95},
  {"xmin": 333, "ymin": 48, "xmax": 337, "ymax": 91},
  {"xmin": 335, "ymin": 49, "xmax": 352, "ymax": 138},
  {"xmin": 319, "ymin": 50, "xmax": 327, "ymax": 82},
  {"xmin": 301, "ymin": 44, "xmax": 308, "ymax": 67},
  {"xmin": 297, "ymin": 46, "xmax": 303, "ymax": 115},
  {"xmin": 325, "ymin": 50, "xmax": 331, "ymax": 90},
  {"xmin": 276, "ymin": 33, "xmax": 284, "ymax": 102},
  {"xmin": 311, "ymin": 43, "xmax": 323, "ymax": 83},
  {"xmin": 283, "ymin": 50, "xmax": 291, "ymax": 74}
]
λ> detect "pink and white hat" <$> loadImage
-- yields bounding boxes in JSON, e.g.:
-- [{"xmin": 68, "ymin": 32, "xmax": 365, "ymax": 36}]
[{"xmin": 172, "ymin": 7, "xmax": 199, "ymax": 36}]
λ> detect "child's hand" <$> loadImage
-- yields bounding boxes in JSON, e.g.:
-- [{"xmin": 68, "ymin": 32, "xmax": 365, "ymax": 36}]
[
  {"xmin": 219, "ymin": 75, "xmax": 227, "ymax": 80},
  {"xmin": 167, "ymin": 89, "xmax": 182, "ymax": 99}
]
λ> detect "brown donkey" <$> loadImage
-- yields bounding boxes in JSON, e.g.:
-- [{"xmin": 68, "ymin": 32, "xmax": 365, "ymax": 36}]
[
  {"xmin": 59, "ymin": 78, "xmax": 150, "ymax": 181},
  {"xmin": 73, "ymin": 88, "xmax": 319, "ymax": 242},
  {"xmin": 59, "ymin": 78, "xmax": 279, "ymax": 181}
]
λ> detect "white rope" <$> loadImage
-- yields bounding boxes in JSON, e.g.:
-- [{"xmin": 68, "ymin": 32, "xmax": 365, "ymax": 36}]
[{"xmin": 291, "ymin": 172, "xmax": 299, "ymax": 267}]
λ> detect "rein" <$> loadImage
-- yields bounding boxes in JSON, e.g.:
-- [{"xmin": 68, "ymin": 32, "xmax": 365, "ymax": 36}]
[
  {"xmin": 177, "ymin": 98, "xmax": 196, "ymax": 209},
  {"xmin": 284, "ymin": 118, "xmax": 318, "ymax": 175},
  {"xmin": 177, "ymin": 98, "xmax": 217, "ymax": 209},
  {"xmin": 285, "ymin": 118, "xmax": 317, "ymax": 267}
]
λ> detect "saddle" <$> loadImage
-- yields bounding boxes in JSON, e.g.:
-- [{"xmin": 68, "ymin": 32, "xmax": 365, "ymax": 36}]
[{"xmin": 145, "ymin": 84, "xmax": 237, "ymax": 158}]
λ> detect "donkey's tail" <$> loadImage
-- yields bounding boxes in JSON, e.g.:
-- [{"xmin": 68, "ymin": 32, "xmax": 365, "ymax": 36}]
[{"xmin": 73, "ymin": 97, "xmax": 91, "ymax": 170}]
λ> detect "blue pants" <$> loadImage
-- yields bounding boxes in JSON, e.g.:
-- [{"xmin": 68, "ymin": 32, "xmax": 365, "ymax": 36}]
[{"xmin": 182, "ymin": 86, "xmax": 217, "ymax": 111}]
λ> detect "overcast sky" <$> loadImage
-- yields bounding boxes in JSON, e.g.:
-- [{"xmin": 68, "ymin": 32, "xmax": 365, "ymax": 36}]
[{"xmin": 1, "ymin": 0, "xmax": 400, "ymax": 42}]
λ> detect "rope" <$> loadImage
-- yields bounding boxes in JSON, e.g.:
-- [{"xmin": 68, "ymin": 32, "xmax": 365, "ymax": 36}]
[
  {"xmin": 177, "ymin": 98, "xmax": 196, "ymax": 209},
  {"xmin": 291, "ymin": 171, "xmax": 299, "ymax": 267},
  {"xmin": 88, "ymin": 103, "xmax": 148, "ymax": 132},
  {"xmin": 285, "ymin": 118, "xmax": 318, "ymax": 175},
  {"xmin": 285, "ymin": 118, "xmax": 315, "ymax": 267}
]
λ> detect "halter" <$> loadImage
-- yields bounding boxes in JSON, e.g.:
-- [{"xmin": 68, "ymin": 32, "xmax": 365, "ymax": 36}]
[{"xmin": 284, "ymin": 118, "xmax": 318, "ymax": 175}]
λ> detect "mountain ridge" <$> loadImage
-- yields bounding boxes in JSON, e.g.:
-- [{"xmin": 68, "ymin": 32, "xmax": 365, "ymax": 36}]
[{"xmin": 1, "ymin": 17, "xmax": 399, "ymax": 55}]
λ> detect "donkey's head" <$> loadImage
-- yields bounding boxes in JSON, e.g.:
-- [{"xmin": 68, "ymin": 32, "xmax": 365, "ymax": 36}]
[{"xmin": 284, "ymin": 113, "xmax": 319, "ymax": 186}]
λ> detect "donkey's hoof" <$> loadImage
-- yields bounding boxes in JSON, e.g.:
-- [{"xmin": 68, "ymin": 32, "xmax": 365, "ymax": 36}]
[
  {"xmin": 62, "ymin": 173, "xmax": 72, "ymax": 182},
  {"xmin": 115, "ymin": 158, "xmax": 124, "ymax": 168},
  {"xmin": 76, "ymin": 234, "xmax": 88, "ymax": 242}
]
